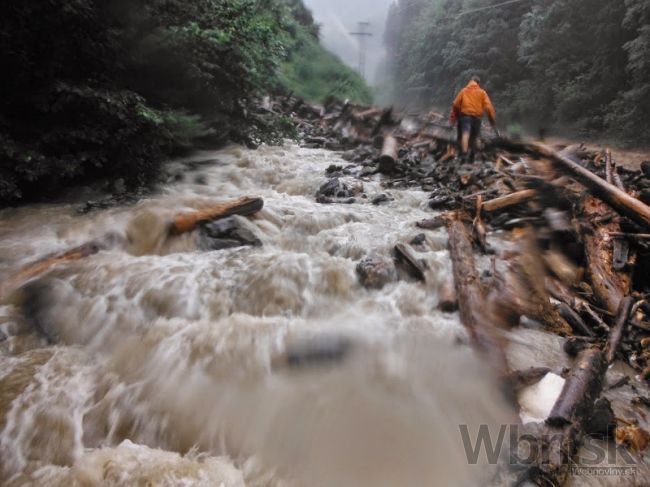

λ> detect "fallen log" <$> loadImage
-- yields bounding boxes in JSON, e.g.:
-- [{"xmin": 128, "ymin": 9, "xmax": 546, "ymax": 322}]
[
  {"xmin": 394, "ymin": 243, "xmax": 426, "ymax": 281},
  {"xmin": 170, "ymin": 196, "xmax": 264, "ymax": 235},
  {"xmin": 530, "ymin": 142, "xmax": 650, "ymax": 228},
  {"xmin": 416, "ymin": 214, "xmax": 451, "ymax": 230},
  {"xmin": 579, "ymin": 195, "xmax": 632, "ymax": 314},
  {"xmin": 516, "ymin": 347, "xmax": 608, "ymax": 485},
  {"xmin": 0, "ymin": 232, "xmax": 124, "ymax": 300},
  {"xmin": 447, "ymin": 217, "xmax": 509, "ymax": 373},
  {"xmin": 377, "ymin": 135, "xmax": 398, "ymax": 174},
  {"xmin": 547, "ymin": 347, "xmax": 608, "ymax": 427},
  {"xmin": 481, "ymin": 189, "xmax": 537, "ymax": 213},
  {"xmin": 523, "ymin": 298, "xmax": 635, "ymax": 483}
]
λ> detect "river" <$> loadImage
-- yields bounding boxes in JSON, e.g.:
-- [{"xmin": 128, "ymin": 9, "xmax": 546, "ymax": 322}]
[{"xmin": 0, "ymin": 143, "xmax": 646, "ymax": 486}]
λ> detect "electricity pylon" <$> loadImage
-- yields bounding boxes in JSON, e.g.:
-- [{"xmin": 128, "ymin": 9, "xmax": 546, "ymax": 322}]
[{"xmin": 350, "ymin": 21, "xmax": 373, "ymax": 79}]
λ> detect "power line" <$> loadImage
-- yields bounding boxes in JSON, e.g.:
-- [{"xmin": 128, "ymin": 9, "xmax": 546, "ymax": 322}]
[
  {"xmin": 457, "ymin": 0, "xmax": 536, "ymax": 17},
  {"xmin": 393, "ymin": 0, "xmax": 536, "ymax": 18}
]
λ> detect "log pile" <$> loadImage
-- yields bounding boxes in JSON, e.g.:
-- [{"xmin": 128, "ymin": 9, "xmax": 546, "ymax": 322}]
[{"xmin": 277, "ymin": 95, "xmax": 650, "ymax": 484}]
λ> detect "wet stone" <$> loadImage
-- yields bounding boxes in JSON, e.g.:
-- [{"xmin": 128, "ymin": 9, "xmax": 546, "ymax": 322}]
[
  {"xmin": 199, "ymin": 216, "xmax": 261, "ymax": 251},
  {"xmin": 641, "ymin": 161, "xmax": 650, "ymax": 179},
  {"xmin": 356, "ymin": 256, "xmax": 398, "ymax": 290},
  {"xmin": 372, "ymin": 194, "xmax": 390, "ymax": 205},
  {"xmin": 410, "ymin": 233, "xmax": 427, "ymax": 246}
]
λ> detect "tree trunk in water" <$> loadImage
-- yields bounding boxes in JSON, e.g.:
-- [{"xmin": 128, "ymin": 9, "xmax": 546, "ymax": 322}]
[{"xmin": 170, "ymin": 196, "xmax": 264, "ymax": 235}]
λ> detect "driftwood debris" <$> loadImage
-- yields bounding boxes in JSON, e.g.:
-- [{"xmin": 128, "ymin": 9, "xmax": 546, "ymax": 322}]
[
  {"xmin": 481, "ymin": 189, "xmax": 536, "ymax": 213},
  {"xmin": 394, "ymin": 243, "xmax": 426, "ymax": 281},
  {"xmin": 531, "ymin": 142, "xmax": 650, "ymax": 228},
  {"xmin": 377, "ymin": 135, "xmax": 399, "ymax": 174},
  {"xmin": 605, "ymin": 296, "xmax": 634, "ymax": 364},
  {"xmin": 579, "ymin": 195, "xmax": 632, "ymax": 315},
  {"xmin": 0, "ymin": 232, "xmax": 124, "ymax": 299},
  {"xmin": 280, "ymin": 93, "xmax": 650, "ymax": 481},
  {"xmin": 447, "ymin": 217, "xmax": 508, "ymax": 374},
  {"xmin": 170, "ymin": 196, "xmax": 264, "ymax": 235}
]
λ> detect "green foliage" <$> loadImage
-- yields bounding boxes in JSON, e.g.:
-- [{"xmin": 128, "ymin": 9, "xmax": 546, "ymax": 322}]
[
  {"xmin": 278, "ymin": 29, "xmax": 373, "ymax": 105},
  {"xmin": 0, "ymin": 0, "xmax": 348, "ymax": 204},
  {"xmin": 385, "ymin": 0, "xmax": 650, "ymax": 145}
]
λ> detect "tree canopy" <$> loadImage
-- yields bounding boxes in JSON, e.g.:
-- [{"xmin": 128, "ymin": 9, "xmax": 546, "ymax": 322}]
[
  {"xmin": 384, "ymin": 0, "xmax": 650, "ymax": 145},
  {"xmin": 0, "ymin": 0, "xmax": 370, "ymax": 204}
]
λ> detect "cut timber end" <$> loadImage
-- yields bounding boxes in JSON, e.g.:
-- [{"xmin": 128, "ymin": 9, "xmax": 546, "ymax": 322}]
[
  {"xmin": 378, "ymin": 135, "xmax": 398, "ymax": 174},
  {"xmin": 170, "ymin": 196, "xmax": 264, "ymax": 235}
]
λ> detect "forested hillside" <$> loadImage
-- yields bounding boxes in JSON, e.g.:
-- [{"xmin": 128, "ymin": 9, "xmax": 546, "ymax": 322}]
[
  {"xmin": 384, "ymin": 0, "xmax": 650, "ymax": 144},
  {"xmin": 0, "ymin": 0, "xmax": 369, "ymax": 204}
]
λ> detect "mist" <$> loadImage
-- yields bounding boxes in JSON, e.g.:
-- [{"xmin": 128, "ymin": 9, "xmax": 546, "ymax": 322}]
[{"xmin": 303, "ymin": 0, "xmax": 394, "ymax": 85}]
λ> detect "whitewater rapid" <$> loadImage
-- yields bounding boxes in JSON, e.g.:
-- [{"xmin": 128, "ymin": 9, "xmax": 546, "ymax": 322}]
[{"xmin": 0, "ymin": 143, "xmax": 642, "ymax": 486}]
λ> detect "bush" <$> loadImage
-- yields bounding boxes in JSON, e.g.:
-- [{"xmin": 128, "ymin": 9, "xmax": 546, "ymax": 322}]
[{"xmin": 0, "ymin": 0, "xmax": 364, "ymax": 204}]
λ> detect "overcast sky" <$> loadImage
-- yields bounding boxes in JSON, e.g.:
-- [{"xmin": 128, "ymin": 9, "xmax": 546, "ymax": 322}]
[{"xmin": 303, "ymin": 0, "xmax": 394, "ymax": 85}]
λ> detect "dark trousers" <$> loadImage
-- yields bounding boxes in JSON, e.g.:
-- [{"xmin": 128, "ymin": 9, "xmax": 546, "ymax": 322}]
[{"xmin": 457, "ymin": 115, "xmax": 482, "ymax": 158}]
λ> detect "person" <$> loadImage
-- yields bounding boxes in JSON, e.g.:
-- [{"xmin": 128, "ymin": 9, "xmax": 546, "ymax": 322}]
[{"xmin": 450, "ymin": 75, "xmax": 497, "ymax": 162}]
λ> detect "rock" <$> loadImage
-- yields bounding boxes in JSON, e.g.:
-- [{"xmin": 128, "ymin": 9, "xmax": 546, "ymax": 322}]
[
  {"xmin": 326, "ymin": 164, "xmax": 343, "ymax": 174},
  {"xmin": 316, "ymin": 195, "xmax": 334, "ymax": 204},
  {"xmin": 372, "ymin": 194, "xmax": 390, "ymax": 205},
  {"xmin": 585, "ymin": 397, "xmax": 616, "ymax": 438},
  {"xmin": 202, "ymin": 238, "xmax": 244, "ymax": 251},
  {"xmin": 317, "ymin": 178, "xmax": 348, "ymax": 198},
  {"xmin": 199, "ymin": 216, "xmax": 261, "ymax": 251},
  {"xmin": 194, "ymin": 174, "xmax": 208, "ymax": 185},
  {"xmin": 641, "ymin": 161, "xmax": 650, "ymax": 178},
  {"xmin": 356, "ymin": 256, "xmax": 398, "ymax": 289},
  {"xmin": 202, "ymin": 217, "xmax": 239, "ymax": 236},
  {"xmin": 428, "ymin": 195, "xmax": 451, "ymax": 209},
  {"xmin": 410, "ymin": 233, "xmax": 427, "ymax": 247},
  {"xmin": 437, "ymin": 281, "xmax": 458, "ymax": 312}
]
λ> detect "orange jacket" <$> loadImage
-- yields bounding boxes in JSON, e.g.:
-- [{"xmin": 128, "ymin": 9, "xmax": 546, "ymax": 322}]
[{"xmin": 450, "ymin": 80, "xmax": 496, "ymax": 124}]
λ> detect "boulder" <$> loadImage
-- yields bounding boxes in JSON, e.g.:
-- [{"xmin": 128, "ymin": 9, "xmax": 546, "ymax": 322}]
[
  {"xmin": 199, "ymin": 216, "xmax": 262, "ymax": 251},
  {"xmin": 356, "ymin": 256, "xmax": 398, "ymax": 289}
]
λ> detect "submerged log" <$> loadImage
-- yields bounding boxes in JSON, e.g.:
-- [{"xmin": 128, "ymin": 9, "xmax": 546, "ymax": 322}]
[
  {"xmin": 0, "ymin": 232, "xmax": 124, "ymax": 299},
  {"xmin": 447, "ymin": 217, "xmax": 509, "ymax": 373},
  {"xmin": 170, "ymin": 196, "xmax": 264, "ymax": 235},
  {"xmin": 378, "ymin": 135, "xmax": 399, "ymax": 174}
]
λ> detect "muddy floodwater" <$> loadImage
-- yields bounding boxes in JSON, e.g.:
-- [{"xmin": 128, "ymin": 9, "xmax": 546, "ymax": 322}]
[{"xmin": 0, "ymin": 143, "xmax": 647, "ymax": 486}]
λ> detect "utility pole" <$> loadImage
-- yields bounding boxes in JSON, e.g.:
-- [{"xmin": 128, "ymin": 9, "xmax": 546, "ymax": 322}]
[{"xmin": 350, "ymin": 21, "xmax": 372, "ymax": 80}]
